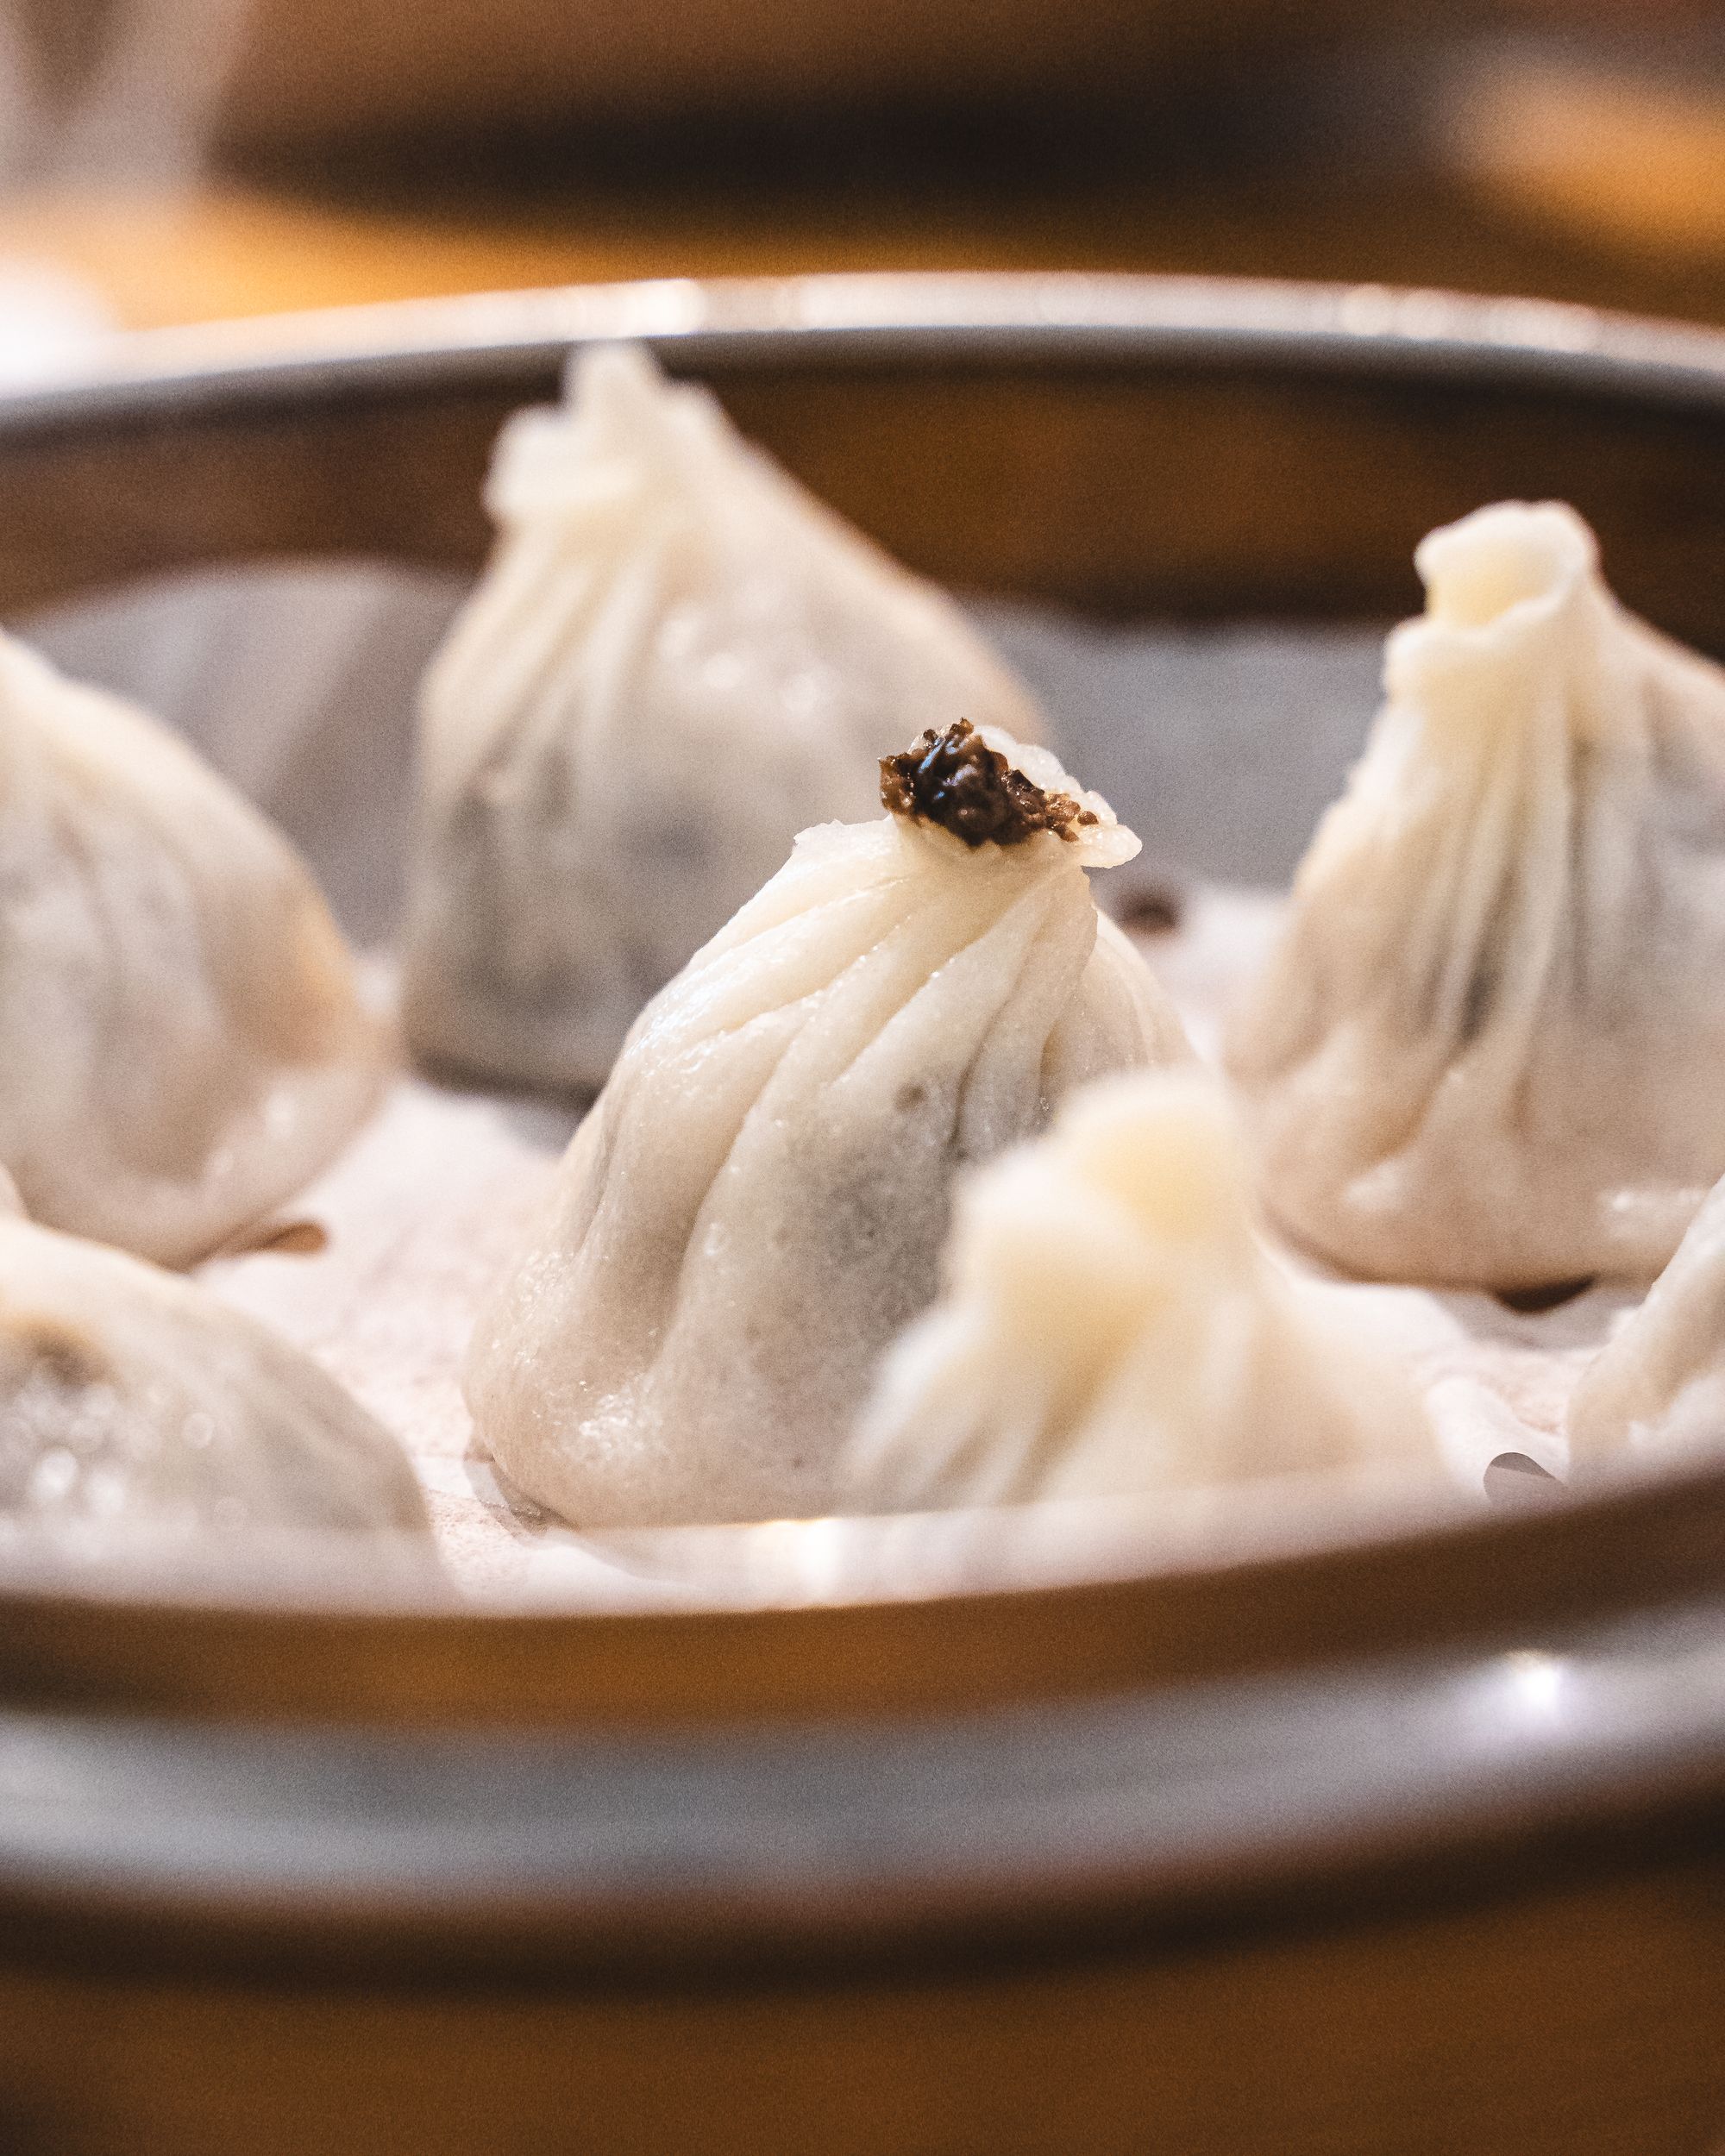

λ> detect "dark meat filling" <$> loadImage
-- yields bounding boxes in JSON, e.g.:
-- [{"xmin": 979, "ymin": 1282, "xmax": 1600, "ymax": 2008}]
[{"xmin": 880, "ymin": 719, "xmax": 1098, "ymax": 849}]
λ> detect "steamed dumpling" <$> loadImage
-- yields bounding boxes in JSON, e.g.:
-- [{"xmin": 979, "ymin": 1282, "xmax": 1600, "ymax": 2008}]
[
  {"xmin": 465, "ymin": 722, "xmax": 1189, "ymax": 1528},
  {"xmin": 0, "ymin": 629, "xmax": 382, "ymax": 1267},
  {"xmin": 843, "ymin": 1071, "xmax": 1434, "ymax": 1514},
  {"xmin": 0, "ymin": 1172, "xmax": 426, "ymax": 1537},
  {"xmin": 1568, "ymin": 1170, "xmax": 1725, "ymax": 1468},
  {"xmin": 403, "ymin": 341, "xmax": 1044, "ymax": 1095},
  {"xmin": 1227, "ymin": 501, "xmax": 1725, "ymax": 1290}
]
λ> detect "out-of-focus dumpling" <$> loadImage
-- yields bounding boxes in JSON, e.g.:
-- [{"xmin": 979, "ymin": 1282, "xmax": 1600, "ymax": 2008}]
[
  {"xmin": 842, "ymin": 1071, "xmax": 1435, "ymax": 1514},
  {"xmin": 0, "ymin": 1174, "xmax": 427, "ymax": 1537},
  {"xmin": 1568, "ymin": 1171, "xmax": 1725, "ymax": 1469},
  {"xmin": 465, "ymin": 722, "xmax": 1189, "ymax": 1528},
  {"xmin": 402, "ymin": 341, "xmax": 1044, "ymax": 1095},
  {"xmin": 0, "ymin": 629, "xmax": 383, "ymax": 1268},
  {"xmin": 1227, "ymin": 501, "xmax": 1725, "ymax": 1291}
]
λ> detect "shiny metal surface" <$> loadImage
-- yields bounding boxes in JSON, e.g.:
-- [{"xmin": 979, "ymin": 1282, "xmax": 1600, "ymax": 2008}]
[
  {"xmin": 3, "ymin": 1595, "xmax": 1724, "ymax": 1971},
  {"xmin": 9, "ymin": 272, "xmax": 1725, "ymax": 423}
]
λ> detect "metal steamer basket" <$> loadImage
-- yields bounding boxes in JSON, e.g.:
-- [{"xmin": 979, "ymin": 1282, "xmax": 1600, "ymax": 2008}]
[{"xmin": 2, "ymin": 275, "xmax": 1724, "ymax": 2156}]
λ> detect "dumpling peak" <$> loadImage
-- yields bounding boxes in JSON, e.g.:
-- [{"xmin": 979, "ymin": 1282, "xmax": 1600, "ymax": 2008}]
[
  {"xmin": 1385, "ymin": 499, "xmax": 1609, "ymax": 717},
  {"xmin": 880, "ymin": 720, "xmax": 1140, "ymax": 870},
  {"xmin": 562, "ymin": 339, "xmax": 721, "ymax": 454},
  {"xmin": 844, "ymin": 1070, "xmax": 1434, "ymax": 1514},
  {"xmin": 1053, "ymin": 1073, "xmax": 1254, "ymax": 1252},
  {"xmin": 1416, "ymin": 500, "xmax": 1597, "ymax": 632}
]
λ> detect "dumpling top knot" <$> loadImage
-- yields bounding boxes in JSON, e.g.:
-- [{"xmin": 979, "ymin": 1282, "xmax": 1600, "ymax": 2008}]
[
  {"xmin": 917, "ymin": 1075, "xmax": 1266, "ymax": 1360},
  {"xmin": 841, "ymin": 1070, "xmax": 1434, "ymax": 1514},
  {"xmin": 1415, "ymin": 500, "xmax": 1596, "ymax": 632},
  {"xmin": 1048, "ymin": 1073, "xmax": 1257, "ymax": 1255},
  {"xmin": 565, "ymin": 337, "xmax": 674, "ymax": 421},
  {"xmin": 880, "ymin": 720, "xmax": 1140, "ymax": 870},
  {"xmin": 485, "ymin": 341, "xmax": 731, "ymax": 524},
  {"xmin": 881, "ymin": 718, "xmax": 1100, "ymax": 848},
  {"xmin": 1385, "ymin": 499, "xmax": 1611, "ymax": 725}
]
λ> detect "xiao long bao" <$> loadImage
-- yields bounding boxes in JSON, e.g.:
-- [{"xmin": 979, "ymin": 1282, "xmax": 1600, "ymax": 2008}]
[
  {"xmin": 1228, "ymin": 501, "xmax": 1725, "ymax": 1293},
  {"xmin": 0, "ymin": 630, "xmax": 382, "ymax": 1269},
  {"xmin": 0, "ymin": 1172, "xmax": 428, "ymax": 1540},
  {"xmin": 843, "ymin": 1072, "xmax": 1436, "ymax": 1514},
  {"xmin": 403, "ymin": 341, "xmax": 1044, "ymax": 1097},
  {"xmin": 465, "ymin": 721, "xmax": 1189, "ymax": 1529}
]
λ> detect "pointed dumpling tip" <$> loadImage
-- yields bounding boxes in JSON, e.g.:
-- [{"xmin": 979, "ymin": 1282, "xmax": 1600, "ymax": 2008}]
[
  {"xmin": 562, "ymin": 337, "xmax": 671, "ymax": 415},
  {"xmin": 1051, "ymin": 1071, "xmax": 1254, "ymax": 1250},
  {"xmin": 948, "ymin": 1075, "xmax": 1253, "ymax": 1326},
  {"xmin": 1414, "ymin": 500, "xmax": 1598, "ymax": 632},
  {"xmin": 844, "ymin": 1062, "xmax": 1433, "ymax": 1513},
  {"xmin": 490, "ymin": 340, "xmax": 712, "ymax": 523}
]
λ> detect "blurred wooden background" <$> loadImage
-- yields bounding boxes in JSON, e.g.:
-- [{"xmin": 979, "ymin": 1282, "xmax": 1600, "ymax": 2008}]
[{"xmin": 0, "ymin": 8, "xmax": 1721, "ymax": 338}]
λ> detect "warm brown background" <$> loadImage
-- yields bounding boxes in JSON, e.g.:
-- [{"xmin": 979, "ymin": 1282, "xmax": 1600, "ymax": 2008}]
[{"xmin": 1, "ymin": 16, "xmax": 1722, "ymax": 335}]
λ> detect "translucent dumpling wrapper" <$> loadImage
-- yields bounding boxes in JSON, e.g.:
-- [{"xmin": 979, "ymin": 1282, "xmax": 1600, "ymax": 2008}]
[
  {"xmin": 842, "ymin": 1071, "xmax": 1435, "ymax": 1514},
  {"xmin": 1567, "ymin": 1171, "xmax": 1725, "ymax": 1468},
  {"xmin": 465, "ymin": 722, "xmax": 1189, "ymax": 1528},
  {"xmin": 0, "ymin": 630, "xmax": 383, "ymax": 1268},
  {"xmin": 1226, "ymin": 501, "xmax": 1725, "ymax": 1291},
  {"xmin": 402, "ymin": 340, "xmax": 1044, "ymax": 1095},
  {"xmin": 0, "ymin": 1171, "xmax": 429, "ymax": 1539}
]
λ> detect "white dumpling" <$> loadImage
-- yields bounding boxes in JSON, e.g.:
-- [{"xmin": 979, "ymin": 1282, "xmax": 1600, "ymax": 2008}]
[
  {"xmin": 403, "ymin": 341, "xmax": 1044, "ymax": 1094},
  {"xmin": 0, "ymin": 1175, "xmax": 427, "ymax": 1538},
  {"xmin": 465, "ymin": 722, "xmax": 1189, "ymax": 1528},
  {"xmin": 843, "ymin": 1071, "xmax": 1434, "ymax": 1514},
  {"xmin": 1567, "ymin": 1171, "xmax": 1725, "ymax": 1468},
  {"xmin": 0, "ymin": 629, "xmax": 383, "ymax": 1268},
  {"xmin": 1227, "ymin": 501, "xmax": 1725, "ymax": 1291}
]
